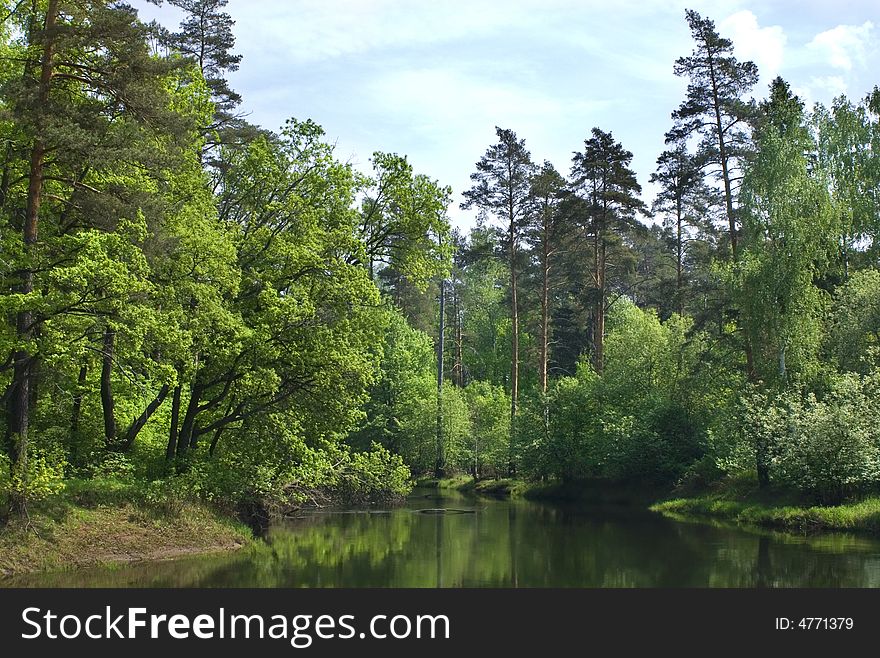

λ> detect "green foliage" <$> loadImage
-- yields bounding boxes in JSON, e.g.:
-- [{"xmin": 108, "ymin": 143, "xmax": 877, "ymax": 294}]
[
  {"xmin": 92, "ymin": 453, "xmax": 135, "ymax": 479},
  {"xmin": 772, "ymin": 377, "xmax": 880, "ymax": 504},
  {"xmin": 351, "ymin": 307, "xmax": 436, "ymax": 451},
  {"xmin": 518, "ymin": 366, "xmax": 600, "ymax": 482},
  {"xmin": 736, "ymin": 79, "xmax": 836, "ymax": 385},
  {"xmin": 709, "ymin": 374, "xmax": 880, "ymax": 503},
  {"xmin": 397, "ymin": 383, "xmax": 470, "ymax": 474},
  {"xmin": 827, "ymin": 269, "xmax": 880, "ymax": 373},
  {"xmin": 458, "ymin": 227, "xmax": 511, "ymax": 386},
  {"xmin": 360, "ymin": 152, "xmax": 453, "ymax": 289},
  {"xmin": 3, "ymin": 449, "xmax": 66, "ymax": 510},
  {"xmin": 463, "ymin": 381, "xmax": 510, "ymax": 477},
  {"xmin": 142, "ymin": 470, "xmax": 204, "ymax": 516},
  {"xmin": 518, "ymin": 302, "xmax": 714, "ymax": 484},
  {"xmin": 333, "ymin": 443, "xmax": 412, "ymax": 506}
]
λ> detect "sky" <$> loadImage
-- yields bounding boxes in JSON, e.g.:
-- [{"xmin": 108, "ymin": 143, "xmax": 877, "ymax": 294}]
[{"xmin": 133, "ymin": 0, "xmax": 880, "ymax": 232}]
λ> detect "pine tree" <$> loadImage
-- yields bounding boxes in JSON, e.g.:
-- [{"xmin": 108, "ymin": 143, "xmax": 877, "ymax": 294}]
[
  {"xmin": 570, "ymin": 128, "xmax": 646, "ymax": 374},
  {"xmin": 168, "ymin": 0, "xmax": 242, "ymax": 118},
  {"xmin": 1, "ymin": 1, "xmax": 188, "ymax": 508},
  {"xmin": 525, "ymin": 161, "xmax": 568, "ymax": 393},
  {"xmin": 462, "ymin": 127, "xmax": 534, "ymax": 472},
  {"xmin": 650, "ymin": 141, "xmax": 714, "ymax": 315},
  {"xmin": 670, "ymin": 9, "xmax": 758, "ymax": 260}
]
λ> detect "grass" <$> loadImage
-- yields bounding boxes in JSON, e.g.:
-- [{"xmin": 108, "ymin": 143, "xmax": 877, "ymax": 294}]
[
  {"xmin": 652, "ymin": 478, "xmax": 880, "ymax": 534},
  {"xmin": 422, "ymin": 472, "xmax": 880, "ymax": 535},
  {"xmin": 0, "ymin": 479, "xmax": 253, "ymax": 577}
]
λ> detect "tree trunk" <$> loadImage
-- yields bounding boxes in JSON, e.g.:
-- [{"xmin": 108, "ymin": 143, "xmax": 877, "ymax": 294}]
[
  {"xmin": 595, "ymin": 238, "xmax": 606, "ymax": 375},
  {"xmin": 0, "ymin": 142, "xmax": 12, "ymax": 207},
  {"xmin": 756, "ymin": 437, "xmax": 770, "ymax": 489},
  {"xmin": 676, "ymin": 197, "xmax": 684, "ymax": 316},
  {"xmin": 101, "ymin": 326, "xmax": 117, "ymax": 445},
  {"xmin": 8, "ymin": 3, "xmax": 61, "ymax": 506},
  {"xmin": 707, "ymin": 54, "xmax": 738, "ymax": 260},
  {"xmin": 778, "ymin": 343, "xmax": 787, "ymax": 382},
  {"xmin": 166, "ymin": 383, "xmax": 182, "ymax": 461},
  {"xmin": 509, "ymin": 226, "xmax": 519, "ymax": 476},
  {"xmin": 208, "ymin": 426, "xmax": 225, "ymax": 457},
  {"xmin": 121, "ymin": 384, "xmax": 170, "ymax": 451},
  {"xmin": 435, "ymin": 280, "xmax": 446, "ymax": 478},
  {"xmin": 718, "ymin": 135, "xmax": 737, "ymax": 259},
  {"xmin": 745, "ymin": 338, "xmax": 757, "ymax": 383},
  {"xmin": 177, "ymin": 383, "xmax": 202, "ymax": 457},
  {"xmin": 7, "ymin": 353, "xmax": 30, "ymax": 468},
  {"xmin": 540, "ymin": 223, "xmax": 550, "ymax": 394},
  {"xmin": 453, "ymin": 284, "xmax": 463, "ymax": 387}
]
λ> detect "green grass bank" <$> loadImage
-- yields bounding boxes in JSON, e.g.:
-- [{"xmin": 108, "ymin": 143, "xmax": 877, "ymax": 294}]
[
  {"xmin": 652, "ymin": 493, "xmax": 880, "ymax": 534},
  {"xmin": 0, "ymin": 479, "xmax": 253, "ymax": 577},
  {"xmin": 420, "ymin": 474, "xmax": 880, "ymax": 535}
]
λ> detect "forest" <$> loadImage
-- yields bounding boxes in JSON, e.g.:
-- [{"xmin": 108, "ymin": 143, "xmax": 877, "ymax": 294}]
[{"xmin": 2, "ymin": 0, "xmax": 880, "ymax": 541}]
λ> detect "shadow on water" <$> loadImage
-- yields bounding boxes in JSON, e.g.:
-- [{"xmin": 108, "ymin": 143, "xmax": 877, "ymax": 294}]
[{"xmin": 6, "ymin": 488, "xmax": 880, "ymax": 587}]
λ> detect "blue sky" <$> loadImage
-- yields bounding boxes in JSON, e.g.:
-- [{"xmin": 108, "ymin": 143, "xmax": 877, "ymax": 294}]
[{"xmin": 134, "ymin": 0, "xmax": 880, "ymax": 231}]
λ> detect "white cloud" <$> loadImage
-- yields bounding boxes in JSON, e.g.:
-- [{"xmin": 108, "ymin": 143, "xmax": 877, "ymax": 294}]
[
  {"xmin": 808, "ymin": 75, "xmax": 848, "ymax": 100},
  {"xmin": 368, "ymin": 67, "xmax": 613, "ymax": 146},
  {"xmin": 807, "ymin": 21, "xmax": 874, "ymax": 71},
  {"xmin": 227, "ymin": 0, "xmax": 552, "ymax": 65},
  {"xmin": 720, "ymin": 10, "xmax": 787, "ymax": 84}
]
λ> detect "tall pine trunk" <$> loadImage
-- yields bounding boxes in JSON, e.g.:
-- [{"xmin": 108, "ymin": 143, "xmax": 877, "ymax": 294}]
[
  {"xmin": 435, "ymin": 280, "xmax": 445, "ymax": 478},
  {"xmin": 676, "ymin": 197, "xmax": 684, "ymax": 316},
  {"xmin": 539, "ymin": 222, "xmax": 550, "ymax": 394},
  {"xmin": 595, "ymin": 239, "xmax": 606, "ymax": 375},
  {"xmin": 705, "ymin": 35, "xmax": 738, "ymax": 260},
  {"xmin": 7, "ymin": 2, "xmax": 60, "ymax": 510},
  {"xmin": 508, "ymin": 214, "xmax": 519, "ymax": 475},
  {"xmin": 453, "ymin": 285, "xmax": 463, "ymax": 387}
]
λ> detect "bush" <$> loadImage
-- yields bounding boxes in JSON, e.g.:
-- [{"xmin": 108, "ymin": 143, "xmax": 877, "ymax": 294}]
[
  {"xmin": 141, "ymin": 468, "xmax": 204, "ymax": 516},
  {"xmin": 518, "ymin": 366, "xmax": 602, "ymax": 482},
  {"xmin": 464, "ymin": 381, "xmax": 509, "ymax": 478},
  {"xmin": 771, "ymin": 375, "xmax": 880, "ymax": 504},
  {"xmin": 710, "ymin": 373, "xmax": 880, "ymax": 504},
  {"xmin": 607, "ymin": 401, "xmax": 704, "ymax": 484},
  {"xmin": 2, "ymin": 447, "xmax": 66, "ymax": 511},
  {"xmin": 333, "ymin": 443, "xmax": 412, "ymax": 506},
  {"xmin": 92, "ymin": 452, "xmax": 135, "ymax": 479}
]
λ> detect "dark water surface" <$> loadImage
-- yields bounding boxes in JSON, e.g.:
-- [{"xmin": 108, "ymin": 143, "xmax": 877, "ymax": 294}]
[{"xmin": 7, "ymin": 489, "xmax": 880, "ymax": 587}]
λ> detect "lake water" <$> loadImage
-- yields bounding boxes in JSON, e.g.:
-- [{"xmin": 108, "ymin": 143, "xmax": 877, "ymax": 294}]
[{"xmin": 7, "ymin": 489, "xmax": 880, "ymax": 587}]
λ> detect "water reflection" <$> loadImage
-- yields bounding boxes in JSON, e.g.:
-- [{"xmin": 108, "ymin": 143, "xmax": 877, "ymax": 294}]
[{"xmin": 5, "ymin": 491, "xmax": 880, "ymax": 587}]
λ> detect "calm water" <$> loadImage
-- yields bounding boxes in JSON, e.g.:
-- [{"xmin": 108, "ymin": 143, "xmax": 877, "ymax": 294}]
[{"xmin": 6, "ymin": 489, "xmax": 880, "ymax": 587}]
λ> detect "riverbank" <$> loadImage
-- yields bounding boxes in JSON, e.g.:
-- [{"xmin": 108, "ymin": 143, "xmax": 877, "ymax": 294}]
[
  {"xmin": 419, "ymin": 475, "xmax": 530, "ymax": 498},
  {"xmin": 417, "ymin": 475, "xmax": 667, "ymax": 505},
  {"xmin": 420, "ymin": 474, "xmax": 880, "ymax": 535},
  {"xmin": 652, "ymin": 492, "xmax": 880, "ymax": 534},
  {"xmin": 0, "ymin": 487, "xmax": 253, "ymax": 576}
]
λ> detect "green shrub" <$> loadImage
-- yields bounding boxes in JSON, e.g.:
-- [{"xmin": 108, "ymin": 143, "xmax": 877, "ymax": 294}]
[
  {"xmin": 92, "ymin": 452, "xmax": 135, "ymax": 479},
  {"xmin": 333, "ymin": 443, "xmax": 412, "ymax": 506},
  {"xmin": 2, "ymin": 448, "xmax": 66, "ymax": 510},
  {"xmin": 771, "ymin": 375, "xmax": 880, "ymax": 503},
  {"xmin": 710, "ymin": 373, "xmax": 880, "ymax": 503},
  {"xmin": 464, "ymin": 381, "xmax": 509, "ymax": 478},
  {"xmin": 141, "ymin": 469, "xmax": 204, "ymax": 516}
]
